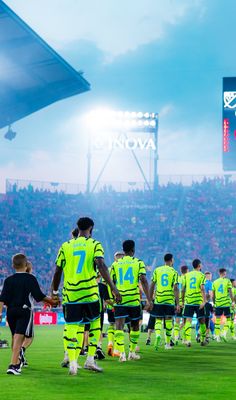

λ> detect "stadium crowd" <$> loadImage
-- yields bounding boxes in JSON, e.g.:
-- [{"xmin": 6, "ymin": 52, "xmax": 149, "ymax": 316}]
[{"xmin": 0, "ymin": 177, "xmax": 236, "ymax": 293}]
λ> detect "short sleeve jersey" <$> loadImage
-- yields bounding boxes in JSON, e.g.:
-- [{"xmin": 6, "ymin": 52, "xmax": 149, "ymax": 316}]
[
  {"xmin": 182, "ymin": 270, "xmax": 206, "ymax": 306},
  {"xmin": 152, "ymin": 265, "xmax": 178, "ymax": 305},
  {"xmin": 55, "ymin": 236, "xmax": 104, "ymax": 304},
  {"xmin": 110, "ymin": 255, "xmax": 146, "ymax": 307},
  {"xmin": 212, "ymin": 277, "xmax": 232, "ymax": 307}
]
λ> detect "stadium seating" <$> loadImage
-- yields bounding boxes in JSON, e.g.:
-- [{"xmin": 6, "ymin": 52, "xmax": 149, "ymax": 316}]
[{"xmin": 0, "ymin": 177, "xmax": 235, "ymax": 292}]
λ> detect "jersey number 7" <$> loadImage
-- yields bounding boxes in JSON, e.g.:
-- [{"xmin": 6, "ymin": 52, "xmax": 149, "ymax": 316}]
[{"xmin": 73, "ymin": 250, "xmax": 86, "ymax": 273}]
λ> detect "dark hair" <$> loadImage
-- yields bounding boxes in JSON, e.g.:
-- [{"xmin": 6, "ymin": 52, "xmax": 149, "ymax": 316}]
[
  {"xmin": 219, "ymin": 268, "xmax": 226, "ymax": 274},
  {"xmin": 192, "ymin": 259, "xmax": 201, "ymax": 269},
  {"xmin": 72, "ymin": 227, "xmax": 79, "ymax": 239},
  {"xmin": 12, "ymin": 253, "xmax": 27, "ymax": 268},
  {"xmin": 205, "ymin": 271, "xmax": 211, "ymax": 275},
  {"xmin": 164, "ymin": 253, "xmax": 173, "ymax": 262},
  {"xmin": 181, "ymin": 265, "xmax": 188, "ymax": 274},
  {"xmin": 123, "ymin": 240, "xmax": 135, "ymax": 253},
  {"xmin": 230, "ymin": 278, "xmax": 235, "ymax": 283},
  {"xmin": 77, "ymin": 217, "xmax": 94, "ymax": 231}
]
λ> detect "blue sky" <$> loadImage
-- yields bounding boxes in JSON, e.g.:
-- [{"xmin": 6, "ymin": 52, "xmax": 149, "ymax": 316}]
[{"xmin": 0, "ymin": 0, "xmax": 236, "ymax": 192}]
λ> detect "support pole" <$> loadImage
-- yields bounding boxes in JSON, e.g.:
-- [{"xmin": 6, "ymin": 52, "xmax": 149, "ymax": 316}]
[{"xmin": 153, "ymin": 117, "xmax": 159, "ymax": 191}]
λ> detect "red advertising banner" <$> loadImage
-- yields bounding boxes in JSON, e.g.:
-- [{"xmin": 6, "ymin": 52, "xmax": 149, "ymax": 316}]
[{"xmin": 34, "ymin": 312, "xmax": 57, "ymax": 325}]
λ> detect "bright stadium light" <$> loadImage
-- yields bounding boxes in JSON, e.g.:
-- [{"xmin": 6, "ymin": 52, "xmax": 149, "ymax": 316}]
[{"xmin": 84, "ymin": 107, "xmax": 159, "ymax": 193}]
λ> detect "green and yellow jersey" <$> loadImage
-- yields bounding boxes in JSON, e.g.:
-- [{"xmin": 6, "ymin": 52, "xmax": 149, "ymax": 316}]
[
  {"xmin": 212, "ymin": 277, "xmax": 232, "ymax": 308},
  {"xmin": 182, "ymin": 270, "xmax": 206, "ymax": 306},
  {"xmin": 152, "ymin": 265, "xmax": 178, "ymax": 305},
  {"xmin": 55, "ymin": 236, "xmax": 104, "ymax": 304},
  {"xmin": 110, "ymin": 255, "xmax": 146, "ymax": 307}
]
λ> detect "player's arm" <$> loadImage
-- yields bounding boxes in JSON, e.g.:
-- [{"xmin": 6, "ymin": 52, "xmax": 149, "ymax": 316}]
[
  {"xmin": 149, "ymin": 281, "xmax": 156, "ymax": 306},
  {"xmin": 51, "ymin": 266, "xmax": 63, "ymax": 292},
  {"xmin": 174, "ymin": 283, "xmax": 180, "ymax": 312},
  {"xmin": 229, "ymin": 288, "xmax": 235, "ymax": 307},
  {"xmin": 95, "ymin": 257, "xmax": 121, "ymax": 303},
  {"xmin": 181, "ymin": 285, "xmax": 186, "ymax": 306},
  {"xmin": 139, "ymin": 274, "xmax": 152, "ymax": 309},
  {"xmin": 199, "ymin": 284, "xmax": 206, "ymax": 309}
]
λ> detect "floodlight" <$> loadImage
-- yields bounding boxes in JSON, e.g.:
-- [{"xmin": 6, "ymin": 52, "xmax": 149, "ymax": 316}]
[{"xmin": 4, "ymin": 126, "xmax": 17, "ymax": 140}]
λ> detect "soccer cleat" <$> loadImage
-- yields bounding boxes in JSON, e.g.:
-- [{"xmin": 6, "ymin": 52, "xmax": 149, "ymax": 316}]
[
  {"xmin": 119, "ymin": 352, "xmax": 127, "ymax": 362},
  {"xmin": 84, "ymin": 359, "xmax": 103, "ymax": 372},
  {"xmin": 164, "ymin": 344, "xmax": 173, "ymax": 350},
  {"xmin": 19, "ymin": 348, "xmax": 28, "ymax": 368},
  {"xmin": 61, "ymin": 359, "xmax": 69, "ymax": 368},
  {"xmin": 128, "ymin": 352, "xmax": 140, "ymax": 360},
  {"xmin": 154, "ymin": 335, "xmax": 161, "ymax": 351},
  {"xmin": 186, "ymin": 341, "xmax": 192, "ymax": 347},
  {"xmin": 68, "ymin": 360, "xmax": 78, "ymax": 376},
  {"xmin": 170, "ymin": 339, "xmax": 175, "ymax": 347},
  {"xmin": 96, "ymin": 347, "xmax": 105, "ymax": 360},
  {"xmin": 112, "ymin": 349, "xmax": 120, "ymax": 357},
  {"xmin": 215, "ymin": 336, "xmax": 221, "ymax": 343},
  {"xmin": 107, "ymin": 344, "xmax": 113, "ymax": 356},
  {"xmin": 7, "ymin": 364, "xmax": 21, "ymax": 375},
  {"xmin": 200, "ymin": 340, "xmax": 208, "ymax": 346},
  {"xmin": 146, "ymin": 338, "xmax": 151, "ymax": 345}
]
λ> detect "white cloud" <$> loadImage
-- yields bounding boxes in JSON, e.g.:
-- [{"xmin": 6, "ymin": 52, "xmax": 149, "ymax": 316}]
[{"xmin": 6, "ymin": 0, "xmax": 204, "ymax": 58}]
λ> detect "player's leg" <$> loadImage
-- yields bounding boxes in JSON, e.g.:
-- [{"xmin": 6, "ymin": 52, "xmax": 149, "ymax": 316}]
[
  {"xmin": 221, "ymin": 308, "xmax": 231, "ymax": 341},
  {"xmin": 165, "ymin": 317, "xmax": 173, "ymax": 349},
  {"xmin": 173, "ymin": 316, "xmax": 181, "ymax": 344},
  {"xmin": 96, "ymin": 310, "xmax": 105, "ymax": 360},
  {"xmin": 84, "ymin": 301, "xmax": 103, "ymax": 372},
  {"xmin": 115, "ymin": 317, "xmax": 126, "ymax": 361},
  {"xmin": 75, "ymin": 324, "xmax": 85, "ymax": 368},
  {"xmin": 183, "ymin": 306, "xmax": 195, "ymax": 347},
  {"xmin": 214, "ymin": 307, "xmax": 223, "ymax": 342},
  {"xmin": 146, "ymin": 315, "xmax": 155, "ymax": 345},
  {"xmin": 128, "ymin": 307, "xmax": 142, "ymax": 360},
  {"xmin": 61, "ymin": 324, "xmax": 69, "ymax": 367},
  {"xmin": 107, "ymin": 309, "xmax": 115, "ymax": 355}
]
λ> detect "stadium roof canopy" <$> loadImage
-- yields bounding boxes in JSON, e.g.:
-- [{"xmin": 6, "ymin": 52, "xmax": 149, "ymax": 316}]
[{"xmin": 0, "ymin": 0, "xmax": 90, "ymax": 129}]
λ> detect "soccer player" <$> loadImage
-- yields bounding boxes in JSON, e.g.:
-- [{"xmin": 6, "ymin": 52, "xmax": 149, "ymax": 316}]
[
  {"xmin": 196, "ymin": 271, "xmax": 214, "ymax": 343},
  {"xmin": 182, "ymin": 259, "xmax": 207, "ymax": 347},
  {"xmin": 212, "ymin": 268, "xmax": 234, "ymax": 342},
  {"xmin": 0, "ymin": 253, "xmax": 57, "ymax": 375},
  {"xmin": 111, "ymin": 240, "xmax": 151, "ymax": 362},
  {"xmin": 149, "ymin": 253, "xmax": 179, "ymax": 350},
  {"xmin": 173, "ymin": 265, "xmax": 189, "ymax": 345},
  {"xmin": 107, "ymin": 251, "xmax": 124, "ymax": 357},
  {"xmin": 52, "ymin": 217, "xmax": 121, "ymax": 375}
]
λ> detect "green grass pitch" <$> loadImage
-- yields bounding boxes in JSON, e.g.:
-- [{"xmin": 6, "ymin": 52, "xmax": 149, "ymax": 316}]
[{"xmin": 0, "ymin": 325, "xmax": 235, "ymax": 400}]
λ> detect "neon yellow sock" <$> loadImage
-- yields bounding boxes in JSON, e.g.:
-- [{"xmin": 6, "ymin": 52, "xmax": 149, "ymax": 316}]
[
  {"xmin": 108, "ymin": 324, "xmax": 115, "ymax": 345},
  {"xmin": 200, "ymin": 322, "xmax": 206, "ymax": 342},
  {"xmin": 66, "ymin": 324, "xmax": 78, "ymax": 362},
  {"xmin": 173, "ymin": 321, "xmax": 180, "ymax": 338},
  {"xmin": 165, "ymin": 319, "xmax": 173, "ymax": 344},
  {"xmin": 114, "ymin": 330, "xmax": 125, "ymax": 353},
  {"xmin": 88, "ymin": 318, "xmax": 101, "ymax": 357},
  {"xmin": 129, "ymin": 330, "xmax": 140, "ymax": 352},
  {"xmin": 223, "ymin": 318, "xmax": 230, "ymax": 335},
  {"xmin": 155, "ymin": 319, "xmax": 162, "ymax": 337},
  {"xmin": 215, "ymin": 317, "xmax": 221, "ymax": 336},
  {"xmin": 75, "ymin": 325, "xmax": 84, "ymax": 361},
  {"xmin": 184, "ymin": 321, "xmax": 192, "ymax": 342},
  {"xmin": 63, "ymin": 325, "xmax": 68, "ymax": 353}
]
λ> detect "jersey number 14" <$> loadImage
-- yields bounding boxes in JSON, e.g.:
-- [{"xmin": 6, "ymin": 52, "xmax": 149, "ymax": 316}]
[{"xmin": 119, "ymin": 267, "xmax": 134, "ymax": 284}]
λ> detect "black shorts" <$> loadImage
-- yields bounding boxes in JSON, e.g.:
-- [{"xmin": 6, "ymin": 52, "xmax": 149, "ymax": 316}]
[
  {"xmin": 7, "ymin": 307, "xmax": 34, "ymax": 337},
  {"xmin": 150, "ymin": 304, "xmax": 175, "ymax": 318},
  {"xmin": 183, "ymin": 305, "xmax": 205, "ymax": 319},
  {"xmin": 114, "ymin": 305, "xmax": 141, "ymax": 321},
  {"xmin": 63, "ymin": 301, "xmax": 100, "ymax": 324},
  {"xmin": 215, "ymin": 307, "xmax": 231, "ymax": 317},
  {"xmin": 107, "ymin": 309, "xmax": 115, "ymax": 324},
  {"xmin": 147, "ymin": 315, "xmax": 156, "ymax": 330}
]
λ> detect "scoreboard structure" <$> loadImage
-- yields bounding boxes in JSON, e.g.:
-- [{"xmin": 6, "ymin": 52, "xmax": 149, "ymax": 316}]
[{"xmin": 223, "ymin": 77, "xmax": 236, "ymax": 171}]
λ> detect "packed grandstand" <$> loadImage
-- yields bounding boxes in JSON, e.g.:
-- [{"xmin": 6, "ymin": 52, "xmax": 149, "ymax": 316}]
[{"xmin": 0, "ymin": 176, "xmax": 235, "ymax": 293}]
